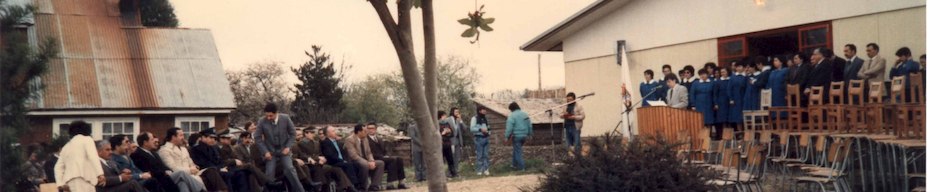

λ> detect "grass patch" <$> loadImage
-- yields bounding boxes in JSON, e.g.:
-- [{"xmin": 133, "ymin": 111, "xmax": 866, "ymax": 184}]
[{"xmin": 404, "ymin": 159, "xmax": 550, "ymax": 186}]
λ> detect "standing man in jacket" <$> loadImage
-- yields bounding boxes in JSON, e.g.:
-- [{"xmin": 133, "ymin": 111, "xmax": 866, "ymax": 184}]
[
  {"xmin": 505, "ymin": 102, "xmax": 533, "ymax": 171},
  {"xmin": 561, "ymin": 92, "xmax": 586, "ymax": 157},
  {"xmin": 254, "ymin": 103, "xmax": 306, "ymax": 192},
  {"xmin": 663, "ymin": 74, "xmax": 689, "ymax": 109},
  {"xmin": 54, "ymin": 121, "xmax": 105, "ymax": 192}
]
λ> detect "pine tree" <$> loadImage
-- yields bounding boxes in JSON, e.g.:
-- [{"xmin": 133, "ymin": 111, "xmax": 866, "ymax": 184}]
[
  {"xmin": 0, "ymin": 0, "xmax": 59, "ymax": 190},
  {"xmin": 290, "ymin": 45, "xmax": 347, "ymax": 124}
]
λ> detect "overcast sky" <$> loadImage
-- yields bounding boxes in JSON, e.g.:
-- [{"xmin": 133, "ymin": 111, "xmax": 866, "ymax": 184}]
[{"xmin": 168, "ymin": 0, "xmax": 594, "ymax": 94}]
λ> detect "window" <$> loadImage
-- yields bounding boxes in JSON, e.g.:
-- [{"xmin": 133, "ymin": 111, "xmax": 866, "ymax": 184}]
[
  {"xmin": 102, "ymin": 121, "xmax": 135, "ymax": 141},
  {"xmin": 175, "ymin": 116, "xmax": 214, "ymax": 138},
  {"xmin": 798, "ymin": 24, "xmax": 831, "ymax": 53},
  {"xmin": 718, "ymin": 37, "xmax": 747, "ymax": 67},
  {"xmin": 52, "ymin": 117, "xmax": 140, "ymax": 141}
]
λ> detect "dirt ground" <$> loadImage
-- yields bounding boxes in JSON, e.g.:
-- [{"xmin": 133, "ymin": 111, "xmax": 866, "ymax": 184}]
[{"xmin": 391, "ymin": 174, "xmax": 542, "ymax": 192}]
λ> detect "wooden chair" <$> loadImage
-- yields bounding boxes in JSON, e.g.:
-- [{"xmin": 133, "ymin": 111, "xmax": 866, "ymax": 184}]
[
  {"xmin": 865, "ymin": 82, "xmax": 885, "ymax": 134},
  {"xmin": 782, "ymin": 84, "xmax": 805, "ymax": 131},
  {"xmin": 888, "ymin": 76, "xmax": 907, "ymax": 137},
  {"xmin": 743, "ymin": 90, "xmax": 772, "ymax": 131},
  {"xmin": 826, "ymin": 82, "xmax": 847, "ymax": 132},
  {"xmin": 807, "ymin": 86, "xmax": 826, "ymax": 132},
  {"xmin": 890, "ymin": 74, "xmax": 926, "ymax": 139},
  {"xmin": 844, "ymin": 80, "xmax": 866, "ymax": 133}
]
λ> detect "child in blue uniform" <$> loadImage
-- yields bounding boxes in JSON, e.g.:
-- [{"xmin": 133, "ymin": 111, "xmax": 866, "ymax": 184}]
[
  {"xmin": 639, "ymin": 69, "xmax": 662, "ymax": 106},
  {"xmin": 768, "ymin": 55, "xmax": 790, "ymax": 120},
  {"xmin": 691, "ymin": 69, "xmax": 718, "ymax": 140},
  {"xmin": 714, "ymin": 67, "xmax": 732, "ymax": 140},
  {"xmin": 728, "ymin": 62, "xmax": 748, "ymax": 133}
]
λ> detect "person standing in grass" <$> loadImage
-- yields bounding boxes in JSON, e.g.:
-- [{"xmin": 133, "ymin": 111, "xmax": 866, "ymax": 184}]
[
  {"xmin": 470, "ymin": 106, "xmax": 491, "ymax": 176},
  {"xmin": 505, "ymin": 102, "xmax": 533, "ymax": 171}
]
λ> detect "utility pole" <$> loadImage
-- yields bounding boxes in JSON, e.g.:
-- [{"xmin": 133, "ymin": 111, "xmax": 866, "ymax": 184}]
[{"xmin": 538, "ymin": 54, "xmax": 542, "ymax": 92}]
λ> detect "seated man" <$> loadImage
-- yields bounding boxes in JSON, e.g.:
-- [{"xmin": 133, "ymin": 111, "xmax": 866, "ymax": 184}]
[
  {"xmin": 296, "ymin": 127, "xmax": 354, "ymax": 192},
  {"xmin": 365, "ymin": 123, "xmax": 408, "ymax": 189},
  {"xmin": 321, "ymin": 126, "xmax": 362, "ymax": 192},
  {"xmin": 344, "ymin": 124, "xmax": 385, "ymax": 191},
  {"xmin": 189, "ymin": 130, "xmax": 234, "ymax": 190},
  {"xmin": 96, "ymin": 140, "xmax": 147, "ymax": 192},
  {"xmin": 130, "ymin": 132, "xmax": 189, "ymax": 192},
  {"xmin": 109, "ymin": 135, "xmax": 153, "ymax": 185},
  {"xmin": 233, "ymin": 132, "xmax": 280, "ymax": 192},
  {"xmin": 288, "ymin": 128, "xmax": 323, "ymax": 189},
  {"xmin": 158, "ymin": 128, "xmax": 227, "ymax": 192}
]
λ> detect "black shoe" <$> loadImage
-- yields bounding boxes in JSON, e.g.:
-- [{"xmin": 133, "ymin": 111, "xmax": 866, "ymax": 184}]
[
  {"xmin": 308, "ymin": 181, "xmax": 322, "ymax": 188},
  {"xmin": 265, "ymin": 180, "xmax": 284, "ymax": 187},
  {"xmin": 368, "ymin": 186, "xmax": 382, "ymax": 191},
  {"xmin": 397, "ymin": 183, "xmax": 409, "ymax": 189},
  {"xmin": 386, "ymin": 185, "xmax": 396, "ymax": 190}
]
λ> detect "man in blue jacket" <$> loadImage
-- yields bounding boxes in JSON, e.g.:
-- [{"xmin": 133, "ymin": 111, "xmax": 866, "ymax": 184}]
[{"xmin": 505, "ymin": 102, "xmax": 533, "ymax": 171}]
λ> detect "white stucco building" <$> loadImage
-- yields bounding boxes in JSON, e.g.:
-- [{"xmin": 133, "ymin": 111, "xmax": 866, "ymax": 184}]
[{"xmin": 522, "ymin": 0, "xmax": 926, "ymax": 138}]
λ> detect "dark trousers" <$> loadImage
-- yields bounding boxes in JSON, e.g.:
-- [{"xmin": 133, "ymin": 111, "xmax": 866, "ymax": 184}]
[
  {"xmin": 99, "ymin": 180, "xmax": 147, "ymax": 192},
  {"xmin": 201, "ymin": 168, "xmax": 229, "ymax": 192},
  {"xmin": 310, "ymin": 164, "xmax": 354, "ymax": 191},
  {"xmin": 376, "ymin": 156, "xmax": 406, "ymax": 182},
  {"xmin": 330, "ymin": 161, "xmax": 361, "ymax": 189},
  {"xmin": 442, "ymin": 144, "xmax": 457, "ymax": 176},
  {"xmin": 145, "ymin": 172, "xmax": 179, "ymax": 192}
]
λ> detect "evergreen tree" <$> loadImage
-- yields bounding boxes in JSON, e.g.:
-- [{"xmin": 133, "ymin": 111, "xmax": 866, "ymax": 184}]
[
  {"xmin": 290, "ymin": 45, "xmax": 347, "ymax": 124},
  {"xmin": 139, "ymin": 0, "xmax": 179, "ymax": 27},
  {"xmin": 0, "ymin": 0, "xmax": 59, "ymax": 190}
]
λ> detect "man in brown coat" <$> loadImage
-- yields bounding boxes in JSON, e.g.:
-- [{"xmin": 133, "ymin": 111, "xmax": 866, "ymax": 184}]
[
  {"xmin": 233, "ymin": 132, "xmax": 279, "ymax": 191},
  {"xmin": 344, "ymin": 124, "xmax": 385, "ymax": 191}
]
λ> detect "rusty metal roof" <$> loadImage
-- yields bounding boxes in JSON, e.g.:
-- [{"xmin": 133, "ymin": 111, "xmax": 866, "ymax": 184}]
[
  {"xmin": 29, "ymin": 0, "xmax": 235, "ymax": 110},
  {"xmin": 473, "ymin": 98, "xmax": 566, "ymax": 124}
]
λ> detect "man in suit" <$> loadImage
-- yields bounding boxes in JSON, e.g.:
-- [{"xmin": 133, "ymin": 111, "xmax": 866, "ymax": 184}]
[
  {"xmin": 288, "ymin": 128, "xmax": 323, "ymax": 189},
  {"xmin": 366, "ymin": 123, "xmax": 408, "ymax": 190},
  {"xmin": 843, "ymin": 44, "xmax": 864, "ymax": 81},
  {"xmin": 129, "ymin": 132, "xmax": 185, "ymax": 192},
  {"xmin": 344, "ymin": 124, "xmax": 386, "ymax": 191},
  {"xmin": 254, "ymin": 103, "xmax": 306, "ymax": 192},
  {"xmin": 826, "ymin": 49, "xmax": 847, "ymax": 82},
  {"xmin": 321, "ymin": 126, "xmax": 362, "ymax": 192},
  {"xmin": 788, "ymin": 53, "xmax": 813, "ymax": 89},
  {"xmin": 232, "ymin": 132, "xmax": 280, "ymax": 192},
  {"xmin": 890, "ymin": 47, "xmax": 921, "ymax": 103},
  {"xmin": 54, "ymin": 121, "xmax": 105, "ymax": 192},
  {"xmin": 109, "ymin": 135, "xmax": 153, "ymax": 186},
  {"xmin": 159, "ymin": 128, "xmax": 227, "ymax": 192},
  {"xmin": 43, "ymin": 146, "xmax": 59, "ymax": 184},
  {"xmin": 663, "ymin": 74, "xmax": 689, "ymax": 108},
  {"xmin": 407, "ymin": 123, "xmax": 426, "ymax": 182},
  {"xmin": 858, "ymin": 43, "xmax": 887, "ymax": 83},
  {"xmin": 96, "ymin": 140, "xmax": 147, "ymax": 192},
  {"xmin": 295, "ymin": 127, "xmax": 354, "ymax": 192},
  {"xmin": 805, "ymin": 48, "xmax": 834, "ymax": 102}
]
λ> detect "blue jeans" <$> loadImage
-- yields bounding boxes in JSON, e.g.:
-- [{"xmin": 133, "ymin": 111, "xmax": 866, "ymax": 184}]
[
  {"xmin": 511, "ymin": 136, "xmax": 527, "ymax": 170},
  {"xmin": 564, "ymin": 126, "xmax": 581, "ymax": 154},
  {"xmin": 474, "ymin": 136, "xmax": 490, "ymax": 172}
]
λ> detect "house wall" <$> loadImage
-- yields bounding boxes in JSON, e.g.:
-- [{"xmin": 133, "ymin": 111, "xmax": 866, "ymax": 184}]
[
  {"xmin": 564, "ymin": 55, "xmax": 625, "ymax": 137},
  {"xmin": 22, "ymin": 113, "xmax": 229, "ymax": 144},
  {"xmin": 562, "ymin": 0, "xmax": 925, "ymax": 62},
  {"xmin": 832, "ymin": 7, "xmax": 927, "ymax": 80}
]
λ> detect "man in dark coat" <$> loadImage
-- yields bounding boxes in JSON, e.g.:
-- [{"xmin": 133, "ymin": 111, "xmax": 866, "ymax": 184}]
[
  {"xmin": 129, "ymin": 132, "xmax": 179, "ymax": 192},
  {"xmin": 805, "ymin": 48, "xmax": 834, "ymax": 103},
  {"xmin": 366, "ymin": 123, "xmax": 408, "ymax": 190}
]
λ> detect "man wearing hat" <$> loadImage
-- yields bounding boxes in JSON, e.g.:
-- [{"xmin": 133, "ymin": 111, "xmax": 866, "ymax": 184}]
[{"xmin": 190, "ymin": 129, "xmax": 234, "ymax": 190}]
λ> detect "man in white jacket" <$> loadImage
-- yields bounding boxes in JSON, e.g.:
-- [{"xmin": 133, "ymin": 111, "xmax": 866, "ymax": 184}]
[{"xmin": 54, "ymin": 121, "xmax": 104, "ymax": 192}]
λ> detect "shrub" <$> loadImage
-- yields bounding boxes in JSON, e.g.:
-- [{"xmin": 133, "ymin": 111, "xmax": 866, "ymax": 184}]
[{"xmin": 525, "ymin": 133, "xmax": 720, "ymax": 192}]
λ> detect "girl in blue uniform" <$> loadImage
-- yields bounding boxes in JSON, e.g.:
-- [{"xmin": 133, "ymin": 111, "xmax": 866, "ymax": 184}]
[
  {"xmin": 639, "ymin": 69, "xmax": 662, "ymax": 106},
  {"xmin": 743, "ymin": 62, "xmax": 762, "ymax": 111},
  {"xmin": 704, "ymin": 62, "xmax": 718, "ymax": 80},
  {"xmin": 691, "ymin": 69, "xmax": 718, "ymax": 140},
  {"xmin": 767, "ymin": 55, "xmax": 790, "ymax": 120},
  {"xmin": 714, "ymin": 67, "xmax": 732, "ymax": 140},
  {"xmin": 728, "ymin": 62, "xmax": 748, "ymax": 133}
]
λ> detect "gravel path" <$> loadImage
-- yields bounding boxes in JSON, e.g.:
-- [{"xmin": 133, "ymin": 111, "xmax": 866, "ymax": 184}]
[{"xmin": 391, "ymin": 174, "xmax": 542, "ymax": 192}]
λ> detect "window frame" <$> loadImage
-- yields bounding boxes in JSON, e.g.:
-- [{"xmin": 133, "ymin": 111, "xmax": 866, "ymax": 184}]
[
  {"xmin": 174, "ymin": 116, "xmax": 215, "ymax": 138},
  {"xmin": 52, "ymin": 117, "xmax": 140, "ymax": 141}
]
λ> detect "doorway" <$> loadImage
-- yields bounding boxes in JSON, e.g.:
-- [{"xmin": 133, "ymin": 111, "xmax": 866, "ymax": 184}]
[{"xmin": 717, "ymin": 21, "xmax": 832, "ymax": 67}]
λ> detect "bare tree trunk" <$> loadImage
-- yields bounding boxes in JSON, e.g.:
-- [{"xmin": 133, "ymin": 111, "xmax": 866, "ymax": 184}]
[
  {"xmin": 422, "ymin": 0, "xmax": 438, "ymax": 116},
  {"xmin": 367, "ymin": 0, "xmax": 447, "ymax": 191}
]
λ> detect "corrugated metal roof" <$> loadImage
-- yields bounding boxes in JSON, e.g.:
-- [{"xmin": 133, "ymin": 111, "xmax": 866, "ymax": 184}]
[
  {"xmin": 31, "ymin": 1, "xmax": 235, "ymax": 111},
  {"xmin": 473, "ymin": 98, "xmax": 566, "ymax": 124}
]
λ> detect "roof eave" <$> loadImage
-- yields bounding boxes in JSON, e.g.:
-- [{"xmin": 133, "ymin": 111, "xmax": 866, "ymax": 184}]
[{"xmin": 520, "ymin": 0, "xmax": 613, "ymax": 52}]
